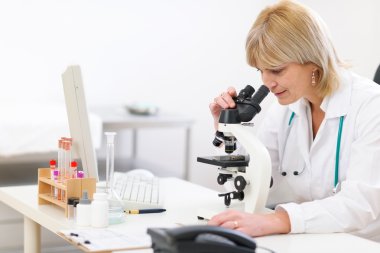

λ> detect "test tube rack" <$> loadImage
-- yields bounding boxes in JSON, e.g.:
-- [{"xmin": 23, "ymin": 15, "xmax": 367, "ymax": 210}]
[{"xmin": 37, "ymin": 168, "xmax": 96, "ymax": 218}]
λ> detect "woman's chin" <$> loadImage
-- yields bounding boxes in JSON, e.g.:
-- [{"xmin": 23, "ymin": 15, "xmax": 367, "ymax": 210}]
[{"xmin": 277, "ymin": 98, "xmax": 291, "ymax": 105}]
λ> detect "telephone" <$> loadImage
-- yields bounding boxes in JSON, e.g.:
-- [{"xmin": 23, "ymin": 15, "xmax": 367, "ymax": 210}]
[{"xmin": 147, "ymin": 225, "xmax": 257, "ymax": 253}]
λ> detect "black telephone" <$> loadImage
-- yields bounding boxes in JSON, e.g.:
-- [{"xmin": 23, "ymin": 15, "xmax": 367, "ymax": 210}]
[{"xmin": 147, "ymin": 225, "xmax": 257, "ymax": 253}]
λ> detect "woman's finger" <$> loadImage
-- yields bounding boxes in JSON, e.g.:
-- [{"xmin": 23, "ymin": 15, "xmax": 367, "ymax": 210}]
[
  {"xmin": 220, "ymin": 91, "xmax": 236, "ymax": 108},
  {"xmin": 214, "ymin": 94, "xmax": 230, "ymax": 109},
  {"xmin": 220, "ymin": 220, "xmax": 240, "ymax": 230},
  {"xmin": 208, "ymin": 210, "xmax": 240, "ymax": 226},
  {"xmin": 227, "ymin": 87, "xmax": 237, "ymax": 97}
]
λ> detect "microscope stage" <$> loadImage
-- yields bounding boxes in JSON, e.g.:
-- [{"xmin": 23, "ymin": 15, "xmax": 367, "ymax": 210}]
[{"xmin": 197, "ymin": 155, "xmax": 249, "ymax": 168}]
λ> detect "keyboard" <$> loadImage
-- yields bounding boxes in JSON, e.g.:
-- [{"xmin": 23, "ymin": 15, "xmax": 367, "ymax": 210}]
[{"xmin": 112, "ymin": 171, "xmax": 163, "ymax": 210}]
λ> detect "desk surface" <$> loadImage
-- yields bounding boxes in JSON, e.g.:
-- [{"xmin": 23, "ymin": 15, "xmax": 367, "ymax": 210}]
[
  {"xmin": 255, "ymin": 233, "xmax": 380, "ymax": 253},
  {"xmin": 1, "ymin": 178, "xmax": 380, "ymax": 253},
  {"xmin": 120, "ymin": 233, "xmax": 380, "ymax": 253},
  {"xmin": 0, "ymin": 178, "xmax": 210, "ymax": 233}
]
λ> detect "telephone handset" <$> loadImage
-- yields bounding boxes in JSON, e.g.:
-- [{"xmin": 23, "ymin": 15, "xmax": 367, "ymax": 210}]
[{"xmin": 147, "ymin": 225, "xmax": 257, "ymax": 253}]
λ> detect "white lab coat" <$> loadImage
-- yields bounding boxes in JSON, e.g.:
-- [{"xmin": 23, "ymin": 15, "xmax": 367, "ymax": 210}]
[{"xmin": 257, "ymin": 68, "xmax": 380, "ymax": 241}]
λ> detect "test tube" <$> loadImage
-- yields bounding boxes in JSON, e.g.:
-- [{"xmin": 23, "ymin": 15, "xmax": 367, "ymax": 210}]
[
  {"xmin": 58, "ymin": 139, "xmax": 63, "ymax": 180},
  {"xmin": 58, "ymin": 139, "xmax": 68, "ymax": 202},
  {"xmin": 62, "ymin": 137, "xmax": 73, "ymax": 144},
  {"xmin": 63, "ymin": 141, "xmax": 70, "ymax": 180},
  {"xmin": 67, "ymin": 140, "xmax": 72, "ymax": 178},
  {"xmin": 105, "ymin": 132, "xmax": 117, "ymax": 194},
  {"xmin": 49, "ymin": 159, "xmax": 56, "ymax": 179},
  {"xmin": 53, "ymin": 170, "xmax": 59, "ymax": 199},
  {"xmin": 61, "ymin": 137, "xmax": 72, "ymax": 180},
  {"xmin": 77, "ymin": 170, "xmax": 85, "ymax": 179},
  {"xmin": 71, "ymin": 160, "xmax": 78, "ymax": 179},
  {"xmin": 50, "ymin": 160, "xmax": 57, "ymax": 197}
]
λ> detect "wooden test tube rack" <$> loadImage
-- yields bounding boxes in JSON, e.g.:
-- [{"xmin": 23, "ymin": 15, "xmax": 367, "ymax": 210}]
[{"xmin": 37, "ymin": 168, "xmax": 96, "ymax": 218}]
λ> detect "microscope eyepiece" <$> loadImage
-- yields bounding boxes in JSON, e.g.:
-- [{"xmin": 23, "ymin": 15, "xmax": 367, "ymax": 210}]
[
  {"xmin": 251, "ymin": 85, "xmax": 270, "ymax": 105},
  {"xmin": 235, "ymin": 85, "xmax": 255, "ymax": 103},
  {"xmin": 214, "ymin": 84, "xmax": 270, "ymax": 153},
  {"xmin": 237, "ymin": 85, "xmax": 270, "ymax": 122}
]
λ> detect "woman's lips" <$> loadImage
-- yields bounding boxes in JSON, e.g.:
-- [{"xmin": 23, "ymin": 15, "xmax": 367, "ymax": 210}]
[{"xmin": 274, "ymin": 90, "xmax": 287, "ymax": 97}]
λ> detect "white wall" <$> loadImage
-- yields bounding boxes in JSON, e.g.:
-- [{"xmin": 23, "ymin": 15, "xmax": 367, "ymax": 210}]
[{"xmin": 0, "ymin": 0, "xmax": 379, "ymax": 190}]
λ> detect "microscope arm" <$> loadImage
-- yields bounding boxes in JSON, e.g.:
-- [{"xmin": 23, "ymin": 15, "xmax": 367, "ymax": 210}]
[{"xmin": 218, "ymin": 123, "xmax": 271, "ymax": 213}]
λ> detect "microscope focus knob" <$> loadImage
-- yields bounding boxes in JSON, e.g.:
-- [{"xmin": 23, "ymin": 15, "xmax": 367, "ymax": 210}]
[
  {"xmin": 218, "ymin": 193, "xmax": 231, "ymax": 206},
  {"xmin": 217, "ymin": 173, "xmax": 232, "ymax": 185},
  {"xmin": 218, "ymin": 191, "xmax": 245, "ymax": 207},
  {"xmin": 234, "ymin": 176, "xmax": 247, "ymax": 191},
  {"xmin": 231, "ymin": 191, "xmax": 245, "ymax": 201}
]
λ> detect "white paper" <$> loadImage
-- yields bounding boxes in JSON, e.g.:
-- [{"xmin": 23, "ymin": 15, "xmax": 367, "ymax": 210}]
[{"xmin": 60, "ymin": 228, "xmax": 150, "ymax": 251}]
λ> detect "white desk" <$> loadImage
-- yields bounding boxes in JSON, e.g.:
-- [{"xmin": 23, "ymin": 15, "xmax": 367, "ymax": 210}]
[
  {"xmin": 0, "ymin": 178, "xmax": 213, "ymax": 253},
  {"xmin": 0, "ymin": 184, "xmax": 74, "ymax": 253},
  {"xmin": 1, "ymin": 178, "xmax": 380, "ymax": 253},
  {"xmin": 91, "ymin": 107, "xmax": 194, "ymax": 180},
  {"xmin": 121, "ymin": 233, "xmax": 380, "ymax": 253}
]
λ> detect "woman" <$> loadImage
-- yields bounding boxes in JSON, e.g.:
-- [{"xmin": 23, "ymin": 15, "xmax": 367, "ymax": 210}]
[{"xmin": 208, "ymin": 0, "xmax": 380, "ymax": 241}]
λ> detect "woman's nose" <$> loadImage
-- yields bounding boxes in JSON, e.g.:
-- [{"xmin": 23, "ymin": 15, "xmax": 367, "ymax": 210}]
[
  {"xmin": 259, "ymin": 70, "xmax": 278, "ymax": 92},
  {"xmin": 262, "ymin": 72, "xmax": 275, "ymax": 88},
  {"xmin": 265, "ymin": 81, "xmax": 277, "ymax": 90}
]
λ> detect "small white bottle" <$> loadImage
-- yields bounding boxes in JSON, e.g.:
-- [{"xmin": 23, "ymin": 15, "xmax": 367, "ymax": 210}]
[
  {"xmin": 76, "ymin": 190, "xmax": 92, "ymax": 226},
  {"xmin": 91, "ymin": 192, "xmax": 109, "ymax": 228}
]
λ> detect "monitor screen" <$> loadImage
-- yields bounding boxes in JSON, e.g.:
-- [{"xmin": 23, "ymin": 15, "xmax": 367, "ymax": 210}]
[{"xmin": 62, "ymin": 65, "xmax": 99, "ymax": 181}]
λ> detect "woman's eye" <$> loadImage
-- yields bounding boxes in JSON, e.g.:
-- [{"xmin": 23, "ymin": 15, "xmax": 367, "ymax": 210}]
[{"xmin": 271, "ymin": 68, "xmax": 283, "ymax": 74}]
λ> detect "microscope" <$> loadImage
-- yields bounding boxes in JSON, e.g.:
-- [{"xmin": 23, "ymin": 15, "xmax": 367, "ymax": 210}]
[{"xmin": 197, "ymin": 85, "xmax": 272, "ymax": 220}]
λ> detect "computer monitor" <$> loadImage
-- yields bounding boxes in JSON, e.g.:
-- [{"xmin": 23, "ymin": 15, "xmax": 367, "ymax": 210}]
[{"xmin": 62, "ymin": 65, "xmax": 99, "ymax": 181}]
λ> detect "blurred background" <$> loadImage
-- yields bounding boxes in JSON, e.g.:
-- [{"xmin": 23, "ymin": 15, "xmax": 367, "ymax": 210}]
[{"xmin": 0, "ymin": 0, "xmax": 379, "ymax": 252}]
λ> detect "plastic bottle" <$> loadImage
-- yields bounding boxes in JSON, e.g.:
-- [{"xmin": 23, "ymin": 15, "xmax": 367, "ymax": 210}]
[
  {"xmin": 67, "ymin": 197, "xmax": 78, "ymax": 220},
  {"xmin": 91, "ymin": 193, "xmax": 109, "ymax": 228},
  {"xmin": 73, "ymin": 199, "xmax": 80, "ymax": 221},
  {"xmin": 76, "ymin": 190, "xmax": 92, "ymax": 226}
]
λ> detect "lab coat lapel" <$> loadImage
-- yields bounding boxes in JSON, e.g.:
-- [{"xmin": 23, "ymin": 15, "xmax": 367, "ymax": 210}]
[
  {"xmin": 312, "ymin": 74, "xmax": 350, "ymax": 153},
  {"xmin": 320, "ymin": 69, "xmax": 351, "ymax": 120},
  {"xmin": 311, "ymin": 69, "xmax": 351, "ymax": 170},
  {"xmin": 289, "ymin": 99, "xmax": 312, "ymax": 169}
]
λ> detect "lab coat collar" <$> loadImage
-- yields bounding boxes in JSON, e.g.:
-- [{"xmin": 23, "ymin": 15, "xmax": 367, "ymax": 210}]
[{"xmin": 289, "ymin": 68, "xmax": 351, "ymax": 119}]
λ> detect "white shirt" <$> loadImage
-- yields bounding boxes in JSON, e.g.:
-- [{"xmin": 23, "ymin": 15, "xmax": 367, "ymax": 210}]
[{"xmin": 257, "ymin": 69, "xmax": 380, "ymax": 241}]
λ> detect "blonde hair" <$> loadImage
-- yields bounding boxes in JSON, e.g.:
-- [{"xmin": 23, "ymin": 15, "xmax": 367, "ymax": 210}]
[{"xmin": 246, "ymin": 0, "xmax": 345, "ymax": 97}]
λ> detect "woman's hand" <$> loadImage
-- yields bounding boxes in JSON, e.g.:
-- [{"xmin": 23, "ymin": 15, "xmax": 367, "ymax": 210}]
[
  {"xmin": 209, "ymin": 87, "xmax": 237, "ymax": 130},
  {"xmin": 207, "ymin": 209, "xmax": 291, "ymax": 237}
]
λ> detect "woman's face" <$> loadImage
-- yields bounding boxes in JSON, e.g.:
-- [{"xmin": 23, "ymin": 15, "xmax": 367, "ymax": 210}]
[{"xmin": 257, "ymin": 62, "xmax": 318, "ymax": 105}]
